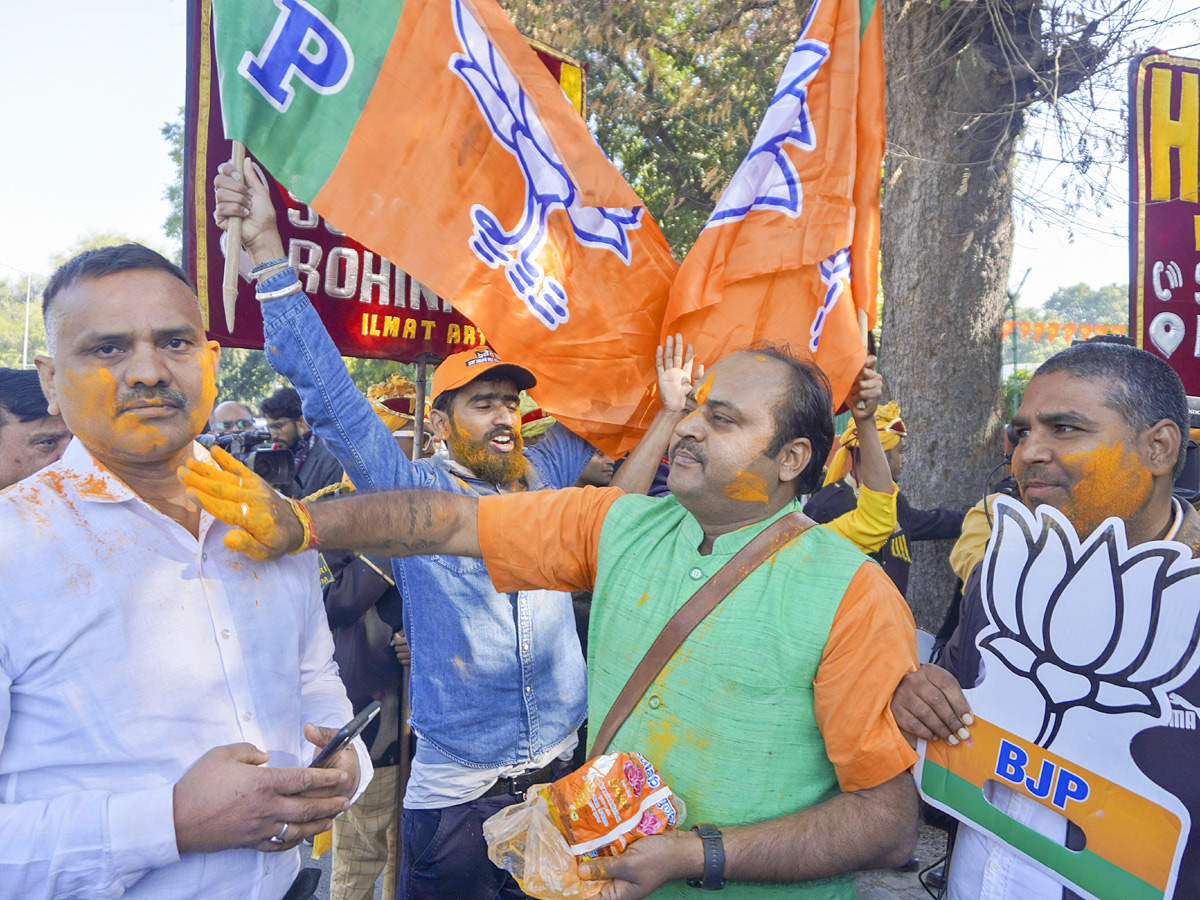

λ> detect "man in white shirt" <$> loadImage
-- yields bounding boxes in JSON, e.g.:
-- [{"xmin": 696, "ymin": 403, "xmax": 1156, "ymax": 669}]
[{"xmin": 0, "ymin": 243, "xmax": 370, "ymax": 900}]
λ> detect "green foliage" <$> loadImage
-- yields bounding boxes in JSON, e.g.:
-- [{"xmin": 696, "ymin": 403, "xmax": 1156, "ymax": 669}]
[
  {"xmin": 0, "ymin": 274, "xmax": 47, "ymax": 369},
  {"xmin": 342, "ymin": 358, "xmax": 417, "ymax": 395},
  {"xmin": 214, "ymin": 348, "xmax": 281, "ymax": 408},
  {"xmin": 214, "ymin": 347, "xmax": 416, "ymax": 411},
  {"xmin": 48, "ymin": 230, "xmax": 161, "ymax": 272},
  {"xmin": 1002, "ymin": 282, "xmax": 1129, "ymax": 369},
  {"xmin": 1003, "ymin": 368, "xmax": 1033, "ymax": 419},
  {"xmin": 503, "ymin": 0, "xmax": 805, "ymax": 256},
  {"xmin": 162, "ymin": 109, "xmax": 185, "ymax": 264},
  {"xmin": 1042, "ymin": 282, "xmax": 1127, "ymax": 326}
]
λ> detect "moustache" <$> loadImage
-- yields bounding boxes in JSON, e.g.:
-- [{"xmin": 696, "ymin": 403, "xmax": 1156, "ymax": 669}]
[
  {"xmin": 485, "ymin": 426, "xmax": 516, "ymax": 440},
  {"xmin": 1016, "ymin": 465, "xmax": 1067, "ymax": 491},
  {"xmin": 115, "ymin": 387, "xmax": 188, "ymax": 414},
  {"xmin": 670, "ymin": 438, "xmax": 706, "ymax": 466}
]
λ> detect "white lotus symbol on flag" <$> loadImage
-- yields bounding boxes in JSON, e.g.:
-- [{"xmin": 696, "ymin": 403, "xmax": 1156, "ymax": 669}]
[
  {"xmin": 449, "ymin": 0, "xmax": 644, "ymax": 331},
  {"xmin": 980, "ymin": 497, "xmax": 1200, "ymax": 748},
  {"xmin": 705, "ymin": 0, "xmax": 829, "ymax": 227}
]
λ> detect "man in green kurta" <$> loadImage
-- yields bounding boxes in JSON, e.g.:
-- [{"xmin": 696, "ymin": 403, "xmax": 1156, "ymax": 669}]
[{"xmin": 184, "ymin": 348, "xmax": 921, "ymax": 899}]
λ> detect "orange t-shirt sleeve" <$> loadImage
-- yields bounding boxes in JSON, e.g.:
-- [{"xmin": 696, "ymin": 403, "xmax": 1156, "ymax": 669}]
[
  {"xmin": 478, "ymin": 486, "xmax": 624, "ymax": 593},
  {"xmin": 814, "ymin": 563, "xmax": 920, "ymax": 791}
]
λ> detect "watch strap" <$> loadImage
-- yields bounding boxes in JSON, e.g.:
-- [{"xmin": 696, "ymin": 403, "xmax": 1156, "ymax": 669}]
[{"xmin": 686, "ymin": 823, "xmax": 725, "ymax": 890}]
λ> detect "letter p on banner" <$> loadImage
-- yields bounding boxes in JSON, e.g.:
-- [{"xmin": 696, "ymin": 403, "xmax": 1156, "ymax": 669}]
[
  {"xmin": 238, "ymin": 0, "xmax": 354, "ymax": 113},
  {"xmin": 915, "ymin": 717, "xmax": 1185, "ymax": 900}
]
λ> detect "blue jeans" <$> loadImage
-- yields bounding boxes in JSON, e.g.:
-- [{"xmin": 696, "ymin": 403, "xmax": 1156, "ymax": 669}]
[{"xmin": 399, "ymin": 795, "xmax": 531, "ymax": 900}]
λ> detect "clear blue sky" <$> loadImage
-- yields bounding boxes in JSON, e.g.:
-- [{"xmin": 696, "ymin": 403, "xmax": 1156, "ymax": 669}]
[{"xmin": 1, "ymin": 0, "xmax": 1197, "ymax": 309}]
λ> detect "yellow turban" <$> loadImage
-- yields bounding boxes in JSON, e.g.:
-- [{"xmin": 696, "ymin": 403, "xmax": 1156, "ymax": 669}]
[
  {"xmin": 519, "ymin": 390, "xmax": 555, "ymax": 441},
  {"xmin": 366, "ymin": 374, "xmax": 416, "ymax": 434},
  {"xmin": 823, "ymin": 401, "xmax": 906, "ymax": 486}
]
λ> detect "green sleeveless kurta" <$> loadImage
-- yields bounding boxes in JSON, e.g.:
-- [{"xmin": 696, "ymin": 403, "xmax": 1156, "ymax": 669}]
[{"xmin": 587, "ymin": 494, "xmax": 867, "ymax": 899}]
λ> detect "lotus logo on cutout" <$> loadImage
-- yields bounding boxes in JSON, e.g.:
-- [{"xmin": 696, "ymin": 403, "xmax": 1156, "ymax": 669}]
[
  {"xmin": 239, "ymin": 0, "xmax": 355, "ymax": 114},
  {"xmin": 981, "ymin": 498, "xmax": 1200, "ymax": 749}
]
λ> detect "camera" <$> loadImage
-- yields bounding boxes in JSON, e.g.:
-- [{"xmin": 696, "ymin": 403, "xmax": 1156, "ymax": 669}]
[{"xmin": 198, "ymin": 430, "xmax": 296, "ymax": 491}]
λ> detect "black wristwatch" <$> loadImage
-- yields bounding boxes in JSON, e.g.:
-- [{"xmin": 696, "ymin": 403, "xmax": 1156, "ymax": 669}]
[{"xmin": 686, "ymin": 823, "xmax": 725, "ymax": 890}]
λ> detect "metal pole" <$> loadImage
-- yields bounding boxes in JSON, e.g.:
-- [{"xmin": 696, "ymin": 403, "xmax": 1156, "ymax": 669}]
[
  {"xmin": 411, "ymin": 359, "xmax": 428, "ymax": 461},
  {"xmin": 22, "ymin": 271, "xmax": 32, "ymax": 368}
]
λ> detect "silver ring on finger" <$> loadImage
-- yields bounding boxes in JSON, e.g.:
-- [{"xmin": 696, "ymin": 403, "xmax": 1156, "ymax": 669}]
[{"xmin": 269, "ymin": 822, "xmax": 290, "ymax": 844}]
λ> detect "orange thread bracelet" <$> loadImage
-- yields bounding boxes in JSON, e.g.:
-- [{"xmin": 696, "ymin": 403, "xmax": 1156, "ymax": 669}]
[{"xmin": 287, "ymin": 498, "xmax": 319, "ymax": 553}]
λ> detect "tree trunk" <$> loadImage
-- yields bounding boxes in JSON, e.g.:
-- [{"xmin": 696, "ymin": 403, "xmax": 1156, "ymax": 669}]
[{"xmin": 880, "ymin": 0, "xmax": 1036, "ymax": 628}]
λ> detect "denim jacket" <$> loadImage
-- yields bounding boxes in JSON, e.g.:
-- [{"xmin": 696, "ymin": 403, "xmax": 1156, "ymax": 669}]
[{"xmin": 259, "ymin": 272, "xmax": 590, "ymax": 766}]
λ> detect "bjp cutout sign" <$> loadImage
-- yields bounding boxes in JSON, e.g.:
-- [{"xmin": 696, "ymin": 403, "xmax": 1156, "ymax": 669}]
[{"xmin": 916, "ymin": 497, "xmax": 1200, "ymax": 900}]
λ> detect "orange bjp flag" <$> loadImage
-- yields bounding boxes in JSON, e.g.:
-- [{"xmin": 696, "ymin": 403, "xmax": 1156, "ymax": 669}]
[
  {"xmin": 663, "ymin": 0, "xmax": 884, "ymax": 408},
  {"xmin": 213, "ymin": 0, "xmax": 679, "ymax": 455}
]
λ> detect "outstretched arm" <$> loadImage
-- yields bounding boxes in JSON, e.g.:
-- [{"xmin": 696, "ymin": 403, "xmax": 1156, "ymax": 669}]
[
  {"xmin": 181, "ymin": 447, "xmax": 481, "ymax": 560},
  {"xmin": 609, "ymin": 334, "xmax": 700, "ymax": 495}
]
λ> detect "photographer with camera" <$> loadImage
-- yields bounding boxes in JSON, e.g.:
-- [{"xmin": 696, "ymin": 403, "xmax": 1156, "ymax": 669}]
[
  {"xmin": 262, "ymin": 386, "xmax": 344, "ymax": 498},
  {"xmin": 211, "ymin": 400, "xmax": 256, "ymax": 436}
]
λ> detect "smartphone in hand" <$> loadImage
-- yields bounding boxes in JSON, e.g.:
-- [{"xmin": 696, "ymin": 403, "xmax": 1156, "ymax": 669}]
[{"xmin": 310, "ymin": 700, "xmax": 381, "ymax": 768}]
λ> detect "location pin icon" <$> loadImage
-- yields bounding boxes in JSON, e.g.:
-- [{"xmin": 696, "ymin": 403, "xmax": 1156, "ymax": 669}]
[{"xmin": 1150, "ymin": 312, "xmax": 1185, "ymax": 358}]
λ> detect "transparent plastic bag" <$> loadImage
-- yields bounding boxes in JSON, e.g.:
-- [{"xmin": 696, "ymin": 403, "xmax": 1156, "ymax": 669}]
[{"xmin": 483, "ymin": 790, "xmax": 604, "ymax": 900}]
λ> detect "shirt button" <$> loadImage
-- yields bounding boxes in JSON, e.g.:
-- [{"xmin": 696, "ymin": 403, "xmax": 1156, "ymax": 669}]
[
  {"xmin": 242, "ymin": 711, "xmax": 253, "ymax": 722},
  {"xmin": 220, "ymin": 628, "xmax": 232, "ymax": 639},
  {"xmin": 648, "ymin": 695, "xmax": 662, "ymax": 709},
  {"xmin": 202, "ymin": 553, "xmax": 209, "ymax": 561},
  {"xmin": 525, "ymin": 686, "xmax": 531, "ymax": 693},
  {"xmin": 523, "ymin": 643, "xmax": 529, "ymax": 651},
  {"xmin": 689, "ymin": 567, "xmax": 703, "ymax": 579}
]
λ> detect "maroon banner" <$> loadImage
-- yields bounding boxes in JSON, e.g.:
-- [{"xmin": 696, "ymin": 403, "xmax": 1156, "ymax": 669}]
[
  {"xmin": 1130, "ymin": 52, "xmax": 1200, "ymax": 395},
  {"xmin": 182, "ymin": 0, "xmax": 584, "ymax": 364}
]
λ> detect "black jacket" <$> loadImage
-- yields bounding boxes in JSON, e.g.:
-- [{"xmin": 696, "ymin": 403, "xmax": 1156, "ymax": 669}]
[{"xmin": 804, "ymin": 480, "xmax": 964, "ymax": 596}]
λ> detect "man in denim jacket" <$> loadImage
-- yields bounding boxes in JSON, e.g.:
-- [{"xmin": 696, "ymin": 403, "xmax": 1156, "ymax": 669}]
[{"xmin": 214, "ymin": 161, "xmax": 592, "ymax": 900}]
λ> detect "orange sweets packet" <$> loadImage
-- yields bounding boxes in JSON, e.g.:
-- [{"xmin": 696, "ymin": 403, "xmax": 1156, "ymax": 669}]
[{"xmin": 543, "ymin": 752, "xmax": 685, "ymax": 860}]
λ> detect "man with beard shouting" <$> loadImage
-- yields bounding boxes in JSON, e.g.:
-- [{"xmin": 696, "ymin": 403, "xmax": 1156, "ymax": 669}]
[{"xmin": 213, "ymin": 160, "xmax": 685, "ymax": 900}]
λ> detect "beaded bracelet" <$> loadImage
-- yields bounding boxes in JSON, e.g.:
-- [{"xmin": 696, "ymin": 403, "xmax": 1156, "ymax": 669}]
[
  {"xmin": 255, "ymin": 281, "xmax": 303, "ymax": 302},
  {"xmin": 250, "ymin": 256, "xmax": 289, "ymax": 277},
  {"xmin": 287, "ymin": 498, "xmax": 320, "ymax": 553}
]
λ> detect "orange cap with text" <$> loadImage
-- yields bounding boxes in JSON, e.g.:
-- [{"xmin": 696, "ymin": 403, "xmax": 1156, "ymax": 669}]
[{"xmin": 430, "ymin": 348, "xmax": 537, "ymax": 404}]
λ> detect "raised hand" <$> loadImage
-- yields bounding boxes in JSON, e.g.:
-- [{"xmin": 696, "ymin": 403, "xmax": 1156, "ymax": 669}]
[
  {"xmin": 212, "ymin": 158, "xmax": 287, "ymax": 267},
  {"xmin": 655, "ymin": 333, "xmax": 703, "ymax": 414},
  {"xmin": 847, "ymin": 354, "xmax": 882, "ymax": 423}
]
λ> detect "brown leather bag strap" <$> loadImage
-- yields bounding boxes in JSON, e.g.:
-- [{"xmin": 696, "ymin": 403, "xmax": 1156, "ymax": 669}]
[{"xmin": 588, "ymin": 510, "xmax": 816, "ymax": 757}]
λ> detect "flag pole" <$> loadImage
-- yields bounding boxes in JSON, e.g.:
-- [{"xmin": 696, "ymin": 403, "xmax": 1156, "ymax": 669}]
[
  {"xmin": 222, "ymin": 141, "xmax": 246, "ymax": 333},
  {"xmin": 411, "ymin": 359, "xmax": 428, "ymax": 462},
  {"xmin": 856, "ymin": 308, "xmax": 869, "ymax": 411}
]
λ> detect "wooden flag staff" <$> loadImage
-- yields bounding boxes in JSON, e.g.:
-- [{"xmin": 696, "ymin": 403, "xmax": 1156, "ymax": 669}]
[
  {"xmin": 221, "ymin": 141, "xmax": 246, "ymax": 332},
  {"xmin": 856, "ymin": 308, "xmax": 869, "ymax": 411}
]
